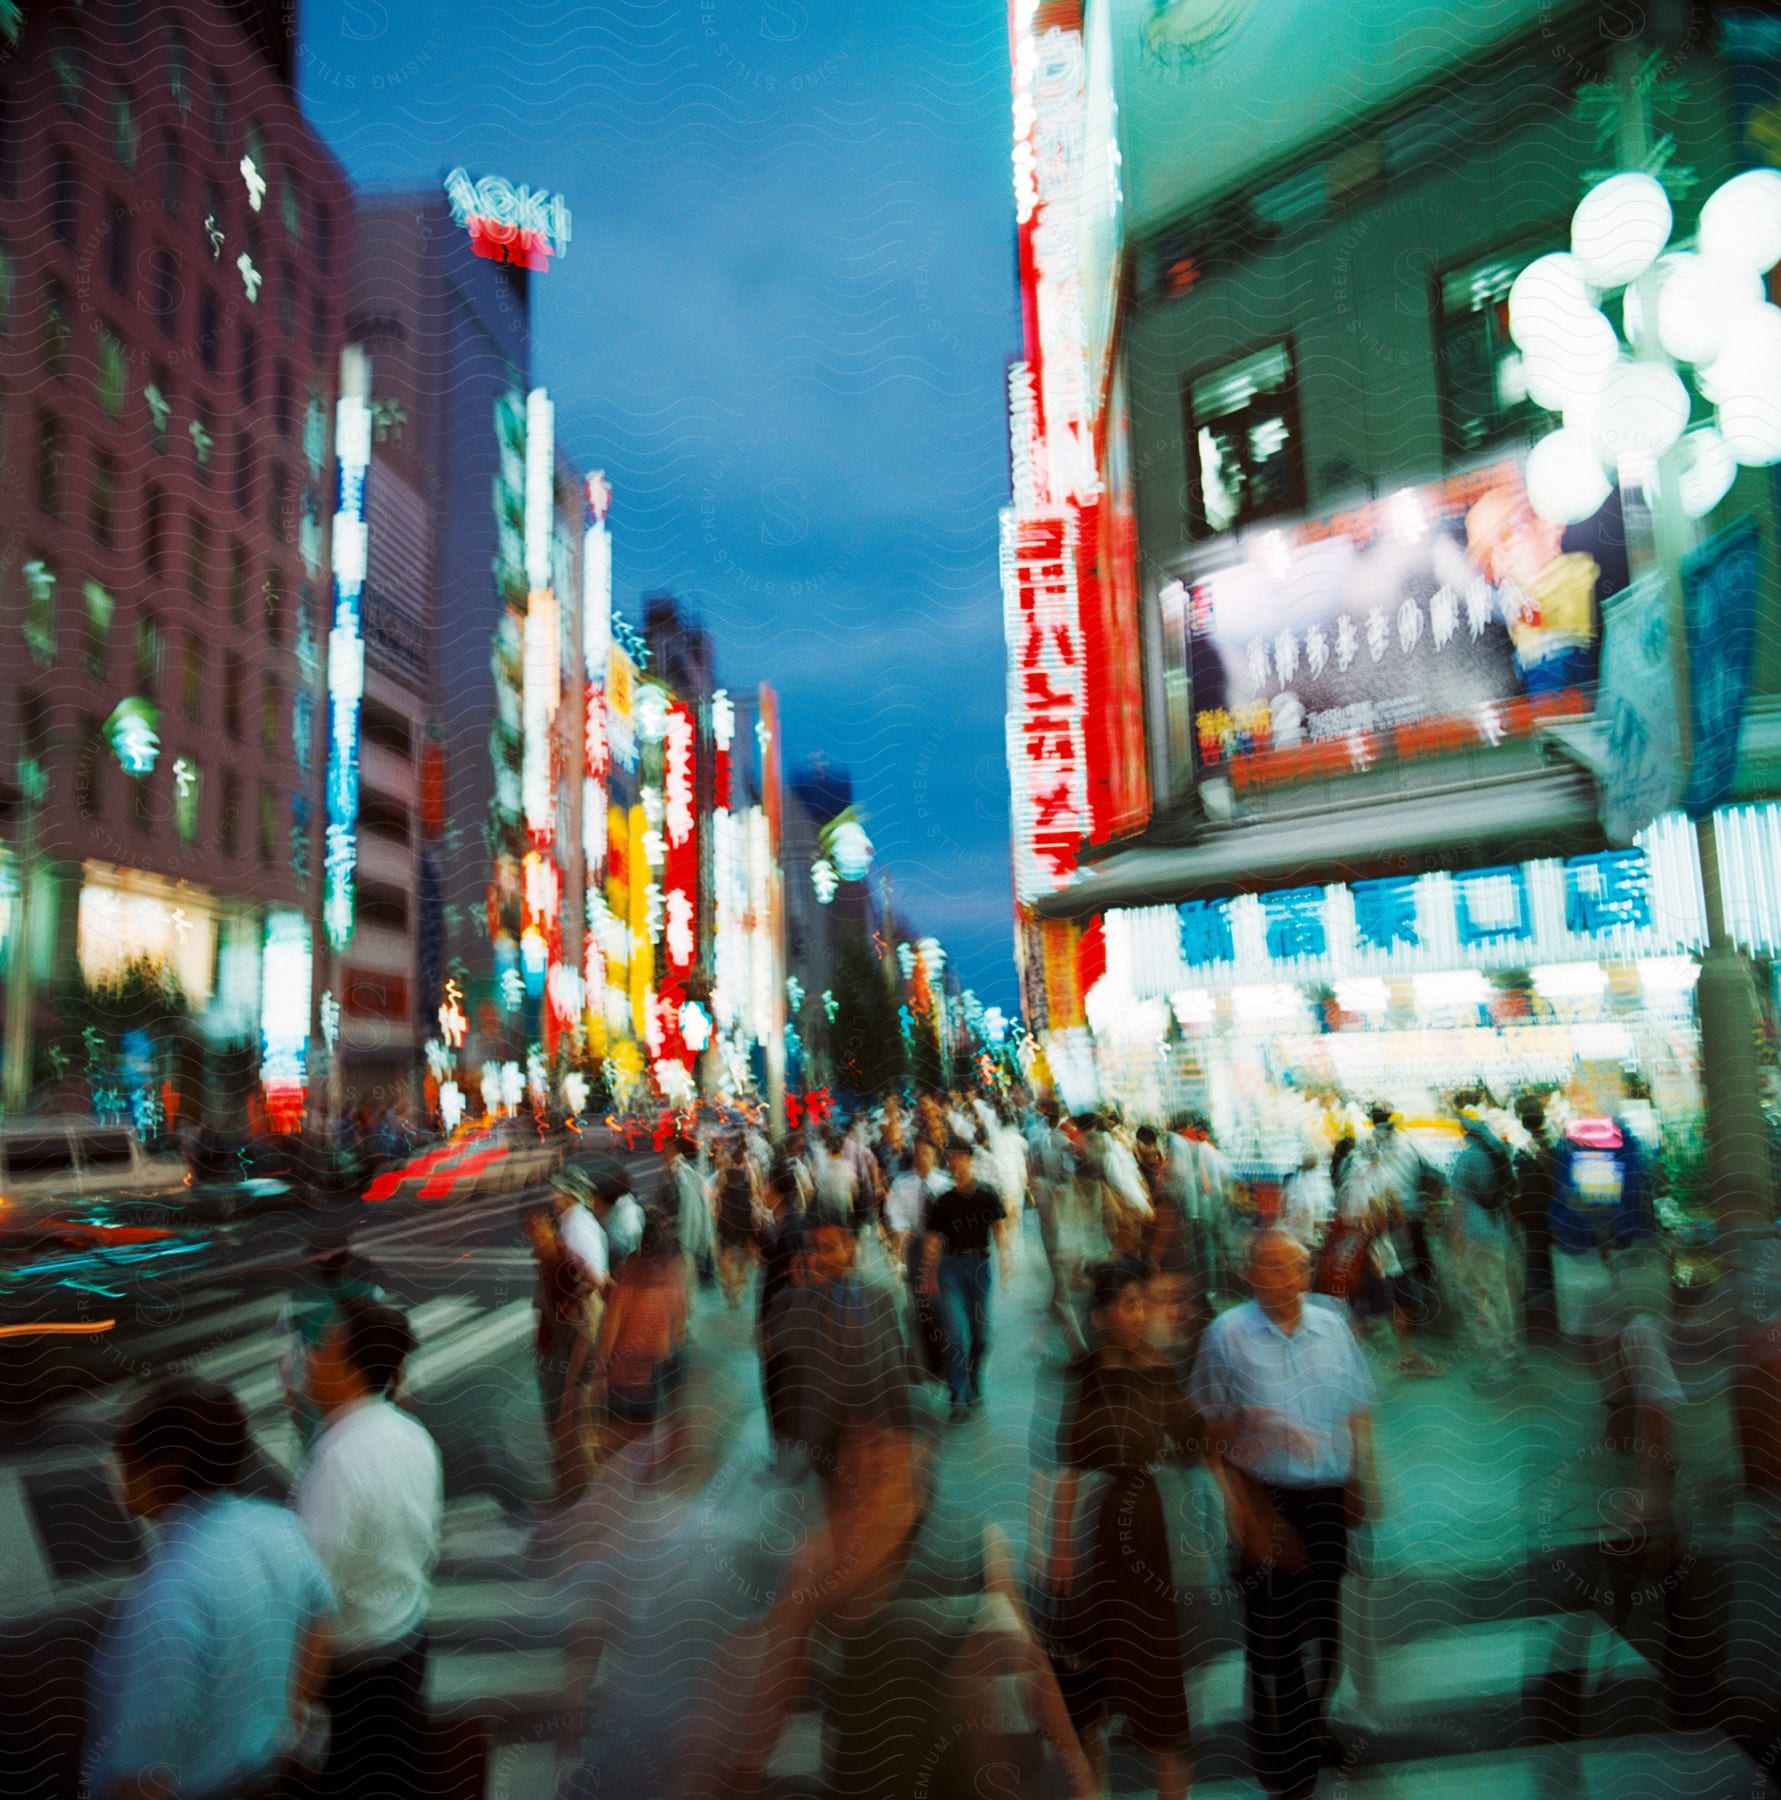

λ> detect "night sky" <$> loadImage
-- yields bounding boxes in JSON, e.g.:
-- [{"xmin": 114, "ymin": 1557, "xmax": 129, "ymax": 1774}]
[{"xmin": 298, "ymin": 0, "xmax": 1024, "ymax": 1012}]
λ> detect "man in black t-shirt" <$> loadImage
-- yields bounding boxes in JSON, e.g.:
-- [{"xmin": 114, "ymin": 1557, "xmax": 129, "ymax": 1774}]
[{"xmin": 922, "ymin": 1139, "xmax": 1009, "ymax": 1422}]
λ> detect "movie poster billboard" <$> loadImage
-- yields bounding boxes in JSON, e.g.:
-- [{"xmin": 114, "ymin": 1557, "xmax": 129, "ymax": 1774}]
[{"xmin": 1180, "ymin": 459, "xmax": 1628, "ymax": 790}]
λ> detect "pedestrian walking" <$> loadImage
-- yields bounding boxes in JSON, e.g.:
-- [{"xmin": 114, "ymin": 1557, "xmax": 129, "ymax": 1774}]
[
  {"xmin": 524, "ymin": 1202, "xmax": 599, "ymax": 1506},
  {"xmin": 756, "ymin": 1174, "xmax": 806, "ymax": 1470},
  {"xmin": 1047, "ymin": 1259, "xmax": 1202, "ymax": 1800},
  {"xmin": 277, "ymin": 1245, "xmax": 387, "ymax": 1453},
  {"xmin": 661, "ymin": 1134, "xmax": 715, "ymax": 1290},
  {"xmin": 713, "ymin": 1135, "xmax": 762, "ymax": 1308},
  {"xmin": 1515, "ymin": 1097, "xmax": 1560, "ymax": 1342},
  {"xmin": 293, "ymin": 1298, "xmax": 444, "ymax": 1800},
  {"xmin": 1192, "ymin": 1231, "xmax": 1380, "ymax": 1800},
  {"xmin": 84, "ymin": 1378, "xmax": 335, "ymax": 1800},
  {"xmin": 923, "ymin": 1138, "xmax": 1010, "ymax": 1422},
  {"xmin": 1447, "ymin": 1090, "xmax": 1524, "ymax": 1389},
  {"xmin": 592, "ymin": 1212, "xmax": 690, "ymax": 1452}
]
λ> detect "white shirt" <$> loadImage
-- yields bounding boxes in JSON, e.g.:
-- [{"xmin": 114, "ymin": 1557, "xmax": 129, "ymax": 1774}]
[
  {"xmin": 559, "ymin": 1202, "xmax": 609, "ymax": 1286},
  {"xmin": 295, "ymin": 1395, "xmax": 443, "ymax": 1658},
  {"xmin": 886, "ymin": 1170, "xmax": 950, "ymax": 1238},
  {"xmin": 603, "ymin": 1192, "xmax": 645, "ymax": 1258}
]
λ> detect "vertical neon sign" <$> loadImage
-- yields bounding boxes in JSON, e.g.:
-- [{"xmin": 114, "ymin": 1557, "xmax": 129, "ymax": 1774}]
[{"xmin": 324, "ymin": 346, "xmax": 371, "ymax": 950}]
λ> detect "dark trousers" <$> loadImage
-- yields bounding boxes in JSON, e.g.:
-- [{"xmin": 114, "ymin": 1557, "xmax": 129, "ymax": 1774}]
[
  {"xmin": 1239, "ymin": 1483, "xmax": 1349, "ymax": 1798},
  {"xmin": 936, "ymin": 1252, "xmax": 992, "ymax": 1406},
  {"xmin": 311, "ymin": 1629, "xmax": 429, "ymax": 1800}
]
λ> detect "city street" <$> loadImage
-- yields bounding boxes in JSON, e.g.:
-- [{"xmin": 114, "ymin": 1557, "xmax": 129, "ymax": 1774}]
[{"xmin": 5, "ymin": 1188, "xmax": 1778, "ymax": 1797}]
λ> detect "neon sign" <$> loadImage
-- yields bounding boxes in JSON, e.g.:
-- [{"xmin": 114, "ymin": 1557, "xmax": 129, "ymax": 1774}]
[
  {"xmin": 444, "ymin": 167, "xmax": 572, "ymax": 271},
  {"xmin": 105, "ymin": 697, "xmax": 161, "ymax": 776},
  {"xmin": 324, "ymin": 347, "xmax": 371, "ymax": 951}
]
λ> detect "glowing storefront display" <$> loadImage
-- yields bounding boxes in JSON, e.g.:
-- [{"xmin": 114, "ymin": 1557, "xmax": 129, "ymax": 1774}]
[
  {"xmin": 77, "ymin": 867, "xmax": 218, "ymax": 1006},
  {"xmin": 444, "ymin": 167, "xmax": 573, "ymax": 272},
  {"xmin": 260, "ymin": 909, "xmax": 312, "ymax": 1125},
  {"xmin": 324, "ymin": 347, "xmax": 372, "ymax": 952}
]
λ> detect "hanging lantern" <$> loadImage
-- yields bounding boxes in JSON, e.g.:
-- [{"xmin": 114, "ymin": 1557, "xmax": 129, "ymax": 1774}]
[{"xmin": 1570, "ymin": 171, "xmax": 1672, "ymax": 288}]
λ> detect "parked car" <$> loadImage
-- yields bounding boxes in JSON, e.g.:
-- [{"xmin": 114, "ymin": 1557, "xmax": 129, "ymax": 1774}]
[{"xmin": 0, "ymin": 1120, "xmax": 187, "ymax": 1213}]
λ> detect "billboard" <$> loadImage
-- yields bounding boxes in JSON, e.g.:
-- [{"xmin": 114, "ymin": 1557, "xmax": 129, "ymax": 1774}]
[{"xmin": 1178, "ymin": 459, "xmax": 1627, "ymax": 790}]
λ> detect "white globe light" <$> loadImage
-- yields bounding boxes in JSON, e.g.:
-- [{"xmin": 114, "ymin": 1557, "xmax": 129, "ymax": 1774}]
[
  {"xmin": 1675, "ymin": 426, "xmax": 1738, "ymax": 516},
  {"xmin": 1524, "ymin": 427, "xmax": 1611, "ymax": 525},
  {"xmin": 1652, "ymin": 252, "xmax": 1766, "ymax": 367},
  {"xmin": 1717, "ymin": 390, "xmax": 1781, "ymax": 467},
  {"xmin": 1508, "ymin": 253, "xmax": 1594, "ymax": 352},
  {"xmin": 1590, "ymin": 360, "xmax": 1690, "ymax": 467},
  {"xmin": 1698, "ymin": 168, "xmax": 1781, "ymax": 277},
  {"xmin": 1571, "ymin": 172, "xmax": 1672, "ymax": 288},
  {"xmin": 1519, "ymin": 308, "xmax": 1619, "ymax": 414},
  {"xmin": 827, "ymin": 819, "xmax": 873, "ymax": 881},
  {"xmin": 1698, "ymin": 302, "xmax": 1781, "ymax": 404}
]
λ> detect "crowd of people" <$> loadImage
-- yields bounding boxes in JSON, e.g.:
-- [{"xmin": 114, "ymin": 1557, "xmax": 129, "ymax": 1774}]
[{"xmin": 86, "ymin": 1078, "xmax": 1687, "ymax": 1800}]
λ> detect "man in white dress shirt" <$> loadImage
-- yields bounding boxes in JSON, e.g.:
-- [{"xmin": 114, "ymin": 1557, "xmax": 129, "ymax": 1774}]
[{"xmin": 296, "ymin": 1298, "xmax": 444, "ymax": 1800}]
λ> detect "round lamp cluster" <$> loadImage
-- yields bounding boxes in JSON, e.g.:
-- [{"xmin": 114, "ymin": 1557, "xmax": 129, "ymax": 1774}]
[{"xmin": 1509, "ymin": 167, "xmax": 1781, "ymax": 524}]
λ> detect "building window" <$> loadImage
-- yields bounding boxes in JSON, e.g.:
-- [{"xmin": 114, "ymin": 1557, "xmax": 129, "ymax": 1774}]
[
  {"xmin": 50, "ymin": 31, "xmax": 82, "ymax": 112},
  {"xmin": 135, "ymin": 611, "xmax": 163, "ymax": 694},
  {"xmin": 144, "ymin": 487, "xmax": 168, "ymax": 577},
  {"xmin": 219, "ymin": 769, "xmax": 239, "ymax": 856},
  {"xmin": 43, "ymin": 278, "xmax": 71, "ymax": 377},
  {"xmin": 269, "ymin": 464, "xmax": 289, "ymax": 543},
  {"xmin": 187, "ymin": 516, "xmax": 208, "ymax": 599},
  {"xmin": 309, "ymin": 293, "xmax": 327, "ymax": 359},
  {"xmin": 161, "ymin": 147, "xmax": 182, "ymax": 217},
  {"xmin": 207, "ymin": 67, "xmax": 228, "ymax": 151},
  {"xmin": 235, "ymin": 436, "xmax": 256, "ymax": 516},
  {"xmin": 149, "ymin": 245, "xmax": 177, "ymax": 332},
  {"xmin": 1437, "ymin": 240, "xmax": 1550, "ymax": 463},
  {"xmin": 180, "ymin": 636, "xmax": 203, "ymax": 717},
  {"xmin": 239, "ymin": 323, "xmax": 258, "ymax": 407},
  {"xmin": 22, "ymin": 557, "xmax": 57, "ymax": 663},
  {"xmin": 105, "ymin": 201, "xmax": 131, "ymax": 295},
  {"xmin": 264, "ymin": 568, "xmax": 285, "ymax": 645},
  {"xmin": 50, "ymin": 152, "xmax": 78, "ymax": 248},
  {"xmin": 190, "ymin": 404, "xmax": 214, "ymax": 477},
  {"xmin": 256, "ymin": 784, "xmax": 276, "ymax": 864},
  {"xmin": 358, "ymin": 884, "xmax": 409, "ymax": 934},
  {"xmin": 227, "ymin": 544, "xmax": 248, "ymax": 624},
  {"xmin": 275, "ymin": 362, "xmax": 293, "ymax": 436},
  {"xmin": 1182, "ymin": 341, "xmax": 1305, "ymax": 540},
  {"xmin": 199, "ymin": 289, "xmax": 219, "ymax": 371},
  {"xmin": 223, "ymin": 655, "xmax": 242, "ymax": 738},
  {"xmin": 260, "ymin": 678, "xmax": 281, "ymax": 754},
  {"xmin": 77, "ymin": 717, "xmax": 105, "ymax": 819},
  {"xmin": 96, "ymin": 325, "xmax": 128, "ymax": 417},
  {"xmin": 173, "ymin": 757, "xmax": 200, "ymax": 841},
  {"xmin": 34, "ymin": 413, "xmax": 61, "ymax": 514},
  {"xmin": 133, "ymin": 763, "xmax": 154, "ymax": 831},
  {"xmin": 92, "ymin": 451, "xmax": 119, "ymax": 548},
  {"xmin": 282, "ymin": 176, "xmax": 303, "ymax": 244},
  {"xmin": 147, "ymin": 366, "xmax": 172, "ymax": 451},
  {"xmin": 113, "ymin": 86, "xmax": 139, "ymax": 171},
  {"xmin": 81, "ymin": 581, "xmax": 113, "ymax": 676},
  {"xmin": 277, "ymin": 264, "xmax": 295, "ymax": 336},
  {"xmin": 166, "ymin": 25, "xmax": 189, "ymax": 110}
]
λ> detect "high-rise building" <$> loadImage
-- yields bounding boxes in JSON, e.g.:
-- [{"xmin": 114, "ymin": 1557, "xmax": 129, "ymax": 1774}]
[{"xmin": 0, "ymin": 2, "xmax": 351, "ymax": 1125}]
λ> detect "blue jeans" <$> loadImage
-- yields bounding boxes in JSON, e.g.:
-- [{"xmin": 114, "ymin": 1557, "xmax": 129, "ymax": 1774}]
[{"xmin": 936, "ymin": 1253, "xmax": 993, "ymax": 1406}]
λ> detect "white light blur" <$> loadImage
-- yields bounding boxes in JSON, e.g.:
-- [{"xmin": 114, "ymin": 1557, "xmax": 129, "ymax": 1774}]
[
  {"xmin": 1334, "ymin": 977, "xmax": 1391, "ymax": 1014},
  {"xmin": 1413, "ymin": 971, "xmax": 1492, "ymax": 1011},
  {"xmin": 1531, "ymin": 962, "xmax": 1609, "ymax": 999}
]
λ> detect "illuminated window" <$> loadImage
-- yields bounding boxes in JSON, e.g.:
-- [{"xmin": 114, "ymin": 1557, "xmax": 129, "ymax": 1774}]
[
  {"xmin": 1182, "ymin": 342, "xmax": 1304, "ymax": 540},
  {"xmin": 1437, "ymin": 239, "xmax": 1551, "ymax": 462},
  {"xmin": 96, "ymin": 326, "xmax": 127, "ymax": 416},
  {"xmin": 174, "ymin": 757, "xmax": 201, "ymax": 841},
  {"xmin": 50, "ymin": 152, "xmax": 77, "ymax": 248},
  {"xmin": 135, "ymin": 612, "xmax": 163, "ymax": 694},
  {"xmin": 227, "ymin": 544, "xmax": 247, "ymax": 624},
  {"xmin": 105, "ymin": 201, "xmax": 130, "ymax": 295},
  {"xmin": 223, "ymin": 654, "xmax": 242, "ymax": 738},
  {"xmin": 113, "ymin": 86, "xmax": 139, "ymax": 171},
  {"xmin": 43, "ymin": 278, "xmax": 71, "ymax": 377},
  {"xmin": 22, "ymin": 557, "xmax": 56, "ymax": 663},
  {"xmin": 33, "ymin": 412, "xmax": 60, "ymax": 514},
  {"xmin": 83, "ymin": 581, "xmax": 113, "ymax": 677},
  {"xmin": 180, "ymin": 636, "xmax": 202, "ymax": 718},
  {"xmin": 219, "ymin": 769, "xmax": 240, "ymax": 855},
  {"xmin": 186, "ymin": 515, "xmax": 208, "ymax": 598},
  {"xmin": 260, "ymin": 678, "xmax": 282, "ymax": 754},
  {"xmin": 91, "ymin": 451, "xmax": 119, "ymax": 548},
  {"xmin": 282, "ymin": 177, "xmax": 303, "ymax": 244},
  {"xmin": 257, "ymin": 784, "xmax": 276, "ymax": 865}
]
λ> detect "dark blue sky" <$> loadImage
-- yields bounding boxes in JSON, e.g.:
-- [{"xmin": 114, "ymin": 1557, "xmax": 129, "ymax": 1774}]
[{"xmin": 298, "ymin": 0, "xmax": 1023, "ymax": 1011}]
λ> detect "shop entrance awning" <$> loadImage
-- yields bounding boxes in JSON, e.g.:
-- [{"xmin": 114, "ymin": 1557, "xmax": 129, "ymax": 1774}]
[{"xmin": 1033, "ymin": 767, "xmax": 1603, "ymax": 920}]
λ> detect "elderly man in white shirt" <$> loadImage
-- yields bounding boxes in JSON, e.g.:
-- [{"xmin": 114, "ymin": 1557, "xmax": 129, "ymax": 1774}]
[{"xmin": 296, "ymin": 1297, "xmax": 443, "ymax": 1800}]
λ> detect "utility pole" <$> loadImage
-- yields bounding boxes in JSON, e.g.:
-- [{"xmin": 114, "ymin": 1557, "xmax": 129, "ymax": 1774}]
[{"xmin": 3, "ymin": 757, "xmax": 46, "ymax": 1117}]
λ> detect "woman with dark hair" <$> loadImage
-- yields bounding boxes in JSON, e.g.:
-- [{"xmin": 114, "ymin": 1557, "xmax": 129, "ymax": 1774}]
[
  {"xmin": 86, "ymin": 1378, "xmax": 335, "ymax": 1800},
  {"xmin": 592, "ymin": 1212, "xmax": 690, "ymax": 1446},
  {"xmin": 714, "ymin": 1135, "xmax": 763, "ymax": 1309},
  {"xmin": 1047, "ymin": 1258, "xmax": 1202, "ymax": 1800}
]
